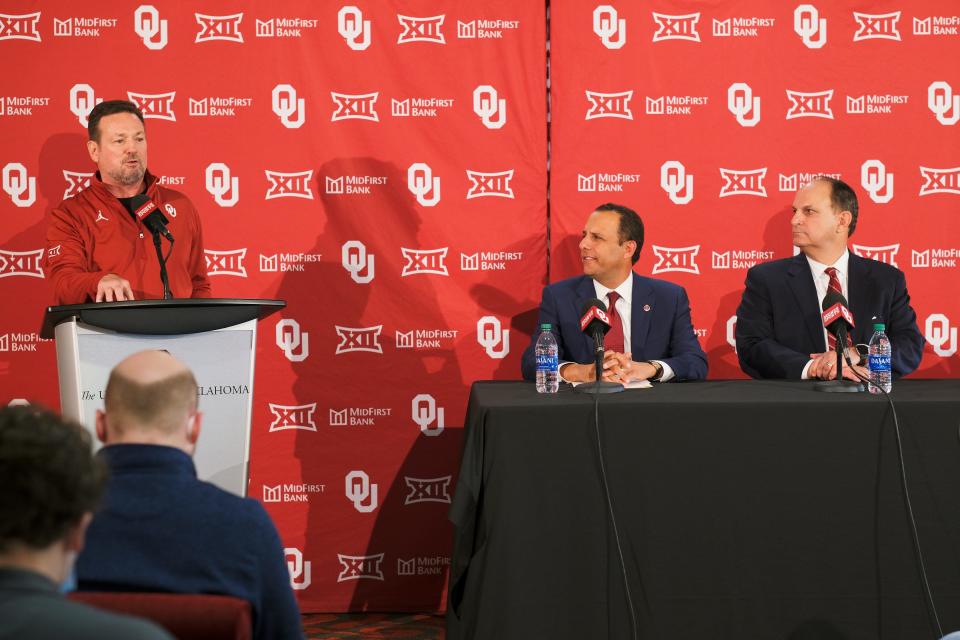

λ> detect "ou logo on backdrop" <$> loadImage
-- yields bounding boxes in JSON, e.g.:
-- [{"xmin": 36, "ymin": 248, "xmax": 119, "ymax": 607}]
[
  {"xmin": 2, "ymin": 163, "xmax": 36, "ymax": 207},
  {"xmin": 345, "ymin": 471, "xmax": 378, "ymax": 513},
  {"xmin": 341, "ymin": 240, "xmax": 375, "ymax": 284},
  {"xmin": 408, "ymin": 163, "xmax": 441, "ymax": 207},
  {"xmin": 860, "ymin": 160, "xmax": 894, "ymax": 204},
  {"xmin": 593, "ymin": 6, "xmax": 625, "ymax": 49},
  {"xmin": 285, "ymin": 548, "xmax": 311, "ymax": 590},
  {"xmin": 338, "ymin": 6, "xmax": 371, "ymax": 50},
  {"xmin": 412, "ymin": 394, "xmax": 444, "ymax": 436},
  {"xmin": 272, "ymin": 84, "xmax": 306, "ymax": 129},
  {"xmin": 660, "ymin": 161, "xmax": 694, "ymax": 205},
  {"xmin": 134, "ymin": 5, "xmax": 168, "ymax": 50},
  {"xmin": 473, "ymin": 85, "xmax": 506, "ymax": 129},
  {"xmin": 728, "ymin": 83, "xmax": 760, "ymax": 127},
  {"xmin": 69, "ymin": 84, "xmax": 102, "ymax": 127},
  {"xmin": 205, "ymin": 163, "xmax": 239, "ymax": 207},
  {"xmin": 928, "ymin": 81, "xmax": 960, "ymax": 126},
  {"xmin": 276, "ymin": 319, "xmax": 309, "ymax": 362},
  {"xmin": 926, "ymin": 314, "xmax": 958, "ymax": 357},
  {"xmin": 794, "ymin": 4, "xmax": 827, "ymax": 49},
  {"xmin": 477, "ymin": 316, "xmax": 510, "ymax": 359}
]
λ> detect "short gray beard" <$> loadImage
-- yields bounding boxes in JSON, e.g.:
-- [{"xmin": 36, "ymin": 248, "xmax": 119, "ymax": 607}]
[{"xmin": 107, "ymin": 165, "xmax": 145, "ymax": 187}]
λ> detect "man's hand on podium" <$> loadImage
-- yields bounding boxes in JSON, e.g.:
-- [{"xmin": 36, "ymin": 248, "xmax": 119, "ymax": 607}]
[{"xmin": 96, "ymin": 273, "xmax": 135, "ymax": 302}]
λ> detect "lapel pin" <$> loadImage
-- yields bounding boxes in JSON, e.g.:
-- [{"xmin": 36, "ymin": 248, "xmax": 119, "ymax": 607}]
[{"xmin": 643, "ymin": 304, "xmax": 651, "ymax": 312}]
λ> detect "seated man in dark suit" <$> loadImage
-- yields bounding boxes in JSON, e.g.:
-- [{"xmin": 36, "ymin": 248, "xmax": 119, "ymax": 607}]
[
  {"xmin": 0, "ymin": 405, "xmax": 172, "ymax": 640},
  {"xmin": 735, "ymin": 177, "xmax": 924, "ymax": 379},
  {"xmin": 76, "ymin": 350, "xmax": 303, "ymax": 640},
  {"xmin": 521, "ymin": 203, "xmax": 708, "ymax": 383}
]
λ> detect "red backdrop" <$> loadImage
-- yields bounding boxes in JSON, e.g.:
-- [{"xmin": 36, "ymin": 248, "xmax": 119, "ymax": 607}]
[{"xmin": 1, "ymin": 0, "xmax": 958, "ymax": 613}]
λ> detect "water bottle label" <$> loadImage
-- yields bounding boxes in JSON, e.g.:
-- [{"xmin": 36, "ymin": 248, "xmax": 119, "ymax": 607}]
[
  {"xmin": 869, "ymin": 354, "xmax": 891, "ymax": 372},
  {"xmin": 536, "ymin": 355, "xmax": 558, "ymax": 370}
]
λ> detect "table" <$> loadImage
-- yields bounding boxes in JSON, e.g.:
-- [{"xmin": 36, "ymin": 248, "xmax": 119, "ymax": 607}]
[{"xmin": 447, "ymin": 381, "xmax": 960, "ymax": 640}]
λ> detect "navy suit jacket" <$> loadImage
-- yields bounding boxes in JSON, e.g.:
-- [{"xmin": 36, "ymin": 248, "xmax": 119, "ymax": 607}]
[
  {"xmin": 521, "ymin": 273, "xmax": 708, "ymax": 382},
  {"xmin": 77, "ymin": 445, "xmax": 303, "ymax": 640},
  {"xmin": 735, "ymin": 253, "xmax": 924, "ymax": 379}
]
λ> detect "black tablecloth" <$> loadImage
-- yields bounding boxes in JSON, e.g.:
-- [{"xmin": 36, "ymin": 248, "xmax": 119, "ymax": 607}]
[{"xmin": 447, "ymin": 380, "xmax": 960, "ymax": 640}]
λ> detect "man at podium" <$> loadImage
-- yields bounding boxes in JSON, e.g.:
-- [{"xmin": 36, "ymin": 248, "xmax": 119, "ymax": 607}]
[{"xmin": 42, "ymin": 100, "xmax": 211, "ymax": 304}]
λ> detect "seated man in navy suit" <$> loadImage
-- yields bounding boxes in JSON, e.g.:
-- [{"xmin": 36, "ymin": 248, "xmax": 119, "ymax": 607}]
[
  {"xmin": 735, "ymin": 177, "xmax": 924, "ymax": 379},
  {"xmin": 521, "ymin": 203, "xmax": 707, "ymax": 383}
]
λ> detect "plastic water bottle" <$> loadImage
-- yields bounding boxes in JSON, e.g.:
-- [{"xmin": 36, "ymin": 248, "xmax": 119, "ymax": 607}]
[
  {"xmin": 535, "ymin": 323, "xmax": 559, "ymax": 393},
  {"xmin": 868, "ymin": 322, "xmax": 892, "ymax": 394}
]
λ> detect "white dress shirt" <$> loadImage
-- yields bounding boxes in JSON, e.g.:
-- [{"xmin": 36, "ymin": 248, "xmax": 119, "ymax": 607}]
[{"xmin": 801, "ymin": 249, "xmax": 850, "ymax": 379}]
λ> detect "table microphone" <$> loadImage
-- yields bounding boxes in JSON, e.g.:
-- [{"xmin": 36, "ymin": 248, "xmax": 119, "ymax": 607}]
[
  {"xmin": 815, "ymin": 289, "xmax": 860, "ymax": 392},
  {"xmin": 576, "ymin": 298, "xmax": 622, "ymax": 395}
]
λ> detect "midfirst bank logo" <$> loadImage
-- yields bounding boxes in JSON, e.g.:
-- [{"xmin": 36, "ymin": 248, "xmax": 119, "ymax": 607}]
[
  {"xmin": 331, "ymin": 92, "xmax": 379, "ymax": 122},
  {"xmin": 860, "ymin": 160, "xmax": 894, "ymax": 204},
  {"xmin": 341, "ymin": 240, "xmax": 374, "ymax": 284},
  {"xmin": 255, "ymin": 16, "xmax": 318, "ymax": 38},
  {"xmin": 457, "ymin": 18, "xmax": 520, "ymax": 39},
  {"xmin": 576, "ymin": 172, "xmax": 640, "ymax": 193},
  {"xmin": 853, "ymin": 11, "xmax": 901, "ymax": 41},
  {"xmin": 62, "ymin": 170, "xmax": 93, "ymax": 199},
  {"xmin": 276, "ymin": 318, "xmax": 309, "ymax": 362},
  {"xmin": 69, "ymin": 84, "xmax": 101, "ymax": 127},
  {"xmin": 412, "ymin": 394, "xmax": 444, "ymax": 436},
  {"xmin": 205, "ymin": 163, "xmax": 239, "ymax": 207},
  {"xmin": 593, "ymin": 6, "xmax": 625, "ymax": 49},
  {"xmin": 928, "ymin": 81, "xmax": 959, "ymax": 126},
  {"xmin": 0, "ymin": 95, "xmax": 50, "ymax": 118},
  {"xmin": 712, "ymin": 16, "xmax": 776, "ymax": 38},
  {"xmin": 404, "ymin": 476, "xmax": 452, "ymax": 505},
  {"xmin": 645, "ymin": 95, "xmax": 708, "ymax": 116},
  {"xmin": 127, "ymin": 91, "xmax": 175, "ymax": 121},
  {"xmin": 778, "ymin": 172, "xmax": 840, "ymax": 192},
  {"xmin": 188, "ymin": 96, "xmax": 252, "ymax": 118},
  {"xmin": 338, "ymin": 6, "xmax": 370, "ymax": 50},
  {"xmin": 926, "ymin": 314, "xmax": 958, "ymax": 357},
  {"xmin": 397, "ymin": 14, "xmax": 445, "ymax": 44},
  {"xmin": 53, "ymin": 15, "xmax": 118, "ymax": 37},
  {"xmin": 477, "ymin": 316, "xmax": 509, "ymax": 359},
  {"xmin": 711, "ymin": 250, "xmax": 775, "ymax": 270},
  {"xmin": 585, "ymin": 90, "xmax": 633, "ymax": 120},
  {"xmin": 652, "ymin": 12, "xmax": 700, "ymax": 42},
  {"xmin": 262, "ymin": 482, "xmax": 325, "ymax": 504},
  {"xmin": 660, "ymin": 161, "xmax": 693, "ymax": 204},
  {"xmin": 345, "ymin": 471, "xmax": 378, "ymax": 513},
  {"xmin": 719, "ymin": 168, "xmax": 767, "ymax": 197},
  {"xmin": 652, "ymin": 245, "xmax": 700, "ymax": 275},
  {"xmin": 335, "ymin": 325, "xmax": 383, "ymax": 355},
  {"xmin": 325, "ymin": 174, "xmax": 388, "ymax": 196},
  {"xmin": 0, "ymin": 332, "xmax": 49, "ymax": 353},
  {"xmin": 195, "ymin": 12, "xmax": 244, "ymax": 43},
  {"xmin": 466, "ymin": 170, "xmax": 514, "ymax": 199},
  {"xmin": 794, "ymin": 4, "xmax": 827, "ymax": 49},
  {"xmin": 459, "ymin": 251, "xmax": 523, "ymax": 271},
  {"xmin": 391, "ymin": 97, "xmax": 454, "ymax": 118},
  {"xmin": 2, "ymin": 163, "xmax": 37, "ymax": 208},
  {"xmin": 259, "ymin": 251, "xmax": 322, "ymax": 274},
  {"xmin": 845, "ymin": 94, "xmax": 909, "ymax": 115},
  {"xmin": 851, "ymin": 243, "xmax": 899, "ymax": 267},
  {"xmin": 337, "ymin": 553, "xmax": 384, "ymax": 582},
  {"xmin": 265, "ymin": 169, "xmax": 314, "ymax": 200},
  {"xmin": 913, "ymin": 15, "xmax": 960, "ymax": 36},
  {"xmin": 0, "ymin": 248, "xmax": 43, "ymax": 278},
  {"xmin": 919, "ymin": 166, "xmax": 960, "ymax": 196},
  {"xmin": 0, "ymin": 12, "xmax": 41, "ymax": 42},
  {"xmin": 408, "ymin": 163, "xmax": 440, "ymax": 206},
  {"xmin": 268, "ymin": 402, "xmax": 317, "ymax": 432},
  {"xmin": 286, "ymin": 548, "xmax": 312, "ymax": 590},
  {"xmin": 204, "ymin": 249, "xmax": 247, "ymax": 277},
  {"xmin": 911, "ymin": 248, "xmax": 959, "ymax": 268},
  {"xmin": 395, "ymin": 328, "xmax": 458, "ymax": 350},
  {"xmin": 134, "ymin": 5, "xmax": 167, "ymax": 50},
  {"xmin": 397, "ymin": 556, "xmax": 450, "ymax": 577},
  {"xmin": 329, "ymin": 406, "xmax": 391, "ymax": 427},
  {"xmin": 401, "ymin": 248, "xmax": 448, "ymax": 277}
]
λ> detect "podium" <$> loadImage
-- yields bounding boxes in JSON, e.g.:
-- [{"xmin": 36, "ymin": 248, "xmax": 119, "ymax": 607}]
[{"xmin": 42, "ymin": 299, "xmax": 285, "ymax": 497}]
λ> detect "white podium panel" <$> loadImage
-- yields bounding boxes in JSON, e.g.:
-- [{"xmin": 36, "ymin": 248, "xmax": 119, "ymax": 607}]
[{"xmin": 55, "ymin": 318, "xmax": 257, "ymax": 496}]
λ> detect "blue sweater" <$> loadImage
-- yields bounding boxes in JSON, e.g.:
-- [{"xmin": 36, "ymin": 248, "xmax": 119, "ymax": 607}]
[{"xmin": 77, "ymin": 444, "xmax": 303, "ymax": 640}]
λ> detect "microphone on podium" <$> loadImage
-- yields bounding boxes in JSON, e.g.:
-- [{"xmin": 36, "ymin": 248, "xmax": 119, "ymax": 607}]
[
  {"xmin": 815, "ymin": 289, "xmax": 861, "ymax": 393},
  {"xmin": 131, "ymin": 194, "xmax": 173, "ymax": 242}
]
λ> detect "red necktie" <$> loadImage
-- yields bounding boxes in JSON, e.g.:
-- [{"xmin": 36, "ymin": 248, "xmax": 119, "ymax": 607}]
[
  {"xmin": 605, "ymin": 291, "xmax": 625, "ymax": 354},
  {"xmin": 824, "ymin": 267, "xmax": 852, "ymax": 350}
]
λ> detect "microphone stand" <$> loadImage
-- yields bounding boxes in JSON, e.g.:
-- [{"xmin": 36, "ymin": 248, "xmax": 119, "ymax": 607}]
[
  {"xmin": 814, "ymin": 328, "xmax": 862, "ymax": 393},
  {"xmin": 151, "ymin": 230, "xmax": 173, "ymax": 300},
  {"xmin": 575, "ymin": 332, "xmax": 624, "ymax": 395}
]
